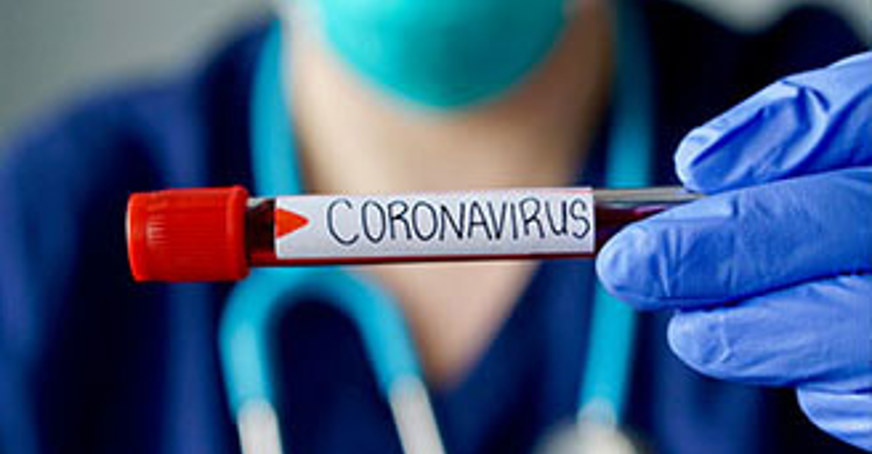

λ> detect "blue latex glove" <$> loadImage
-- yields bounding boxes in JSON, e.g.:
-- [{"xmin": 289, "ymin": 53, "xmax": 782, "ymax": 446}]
[{"xmin": 597, "ymin": 52, "xmax": 872, "ymax": 450}]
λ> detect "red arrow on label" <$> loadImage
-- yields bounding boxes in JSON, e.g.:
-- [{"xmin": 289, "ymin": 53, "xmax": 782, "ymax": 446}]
[{"xmin": 276, "ymin": 208, "xmax": 309, "ymax": 238}]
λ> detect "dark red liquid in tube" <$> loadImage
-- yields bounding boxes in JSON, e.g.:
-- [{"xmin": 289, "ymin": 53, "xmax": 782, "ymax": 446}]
[{"xmin": 127, "ymin": 186, "xmax": 699, "ymax": 282}]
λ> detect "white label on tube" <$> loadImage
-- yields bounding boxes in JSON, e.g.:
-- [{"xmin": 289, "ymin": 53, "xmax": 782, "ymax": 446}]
[{"xmin": 274, "ymin": 188, "xmax": 594, "ymax": 262}]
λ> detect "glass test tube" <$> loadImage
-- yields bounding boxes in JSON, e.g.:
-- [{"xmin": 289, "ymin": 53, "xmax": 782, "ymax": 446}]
[{"xmin": 127, "ymin": 186, "xmax": 701, "ymax": 282}]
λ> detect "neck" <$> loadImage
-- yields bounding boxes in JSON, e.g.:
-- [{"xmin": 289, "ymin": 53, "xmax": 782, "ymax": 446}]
[
  {"xmin": 284, "ymin": 3, "xmax": 614, "ymax": 384},
  {"xmin": 287, "ymin": 2, "xmax": 613, "ymax": 195}
]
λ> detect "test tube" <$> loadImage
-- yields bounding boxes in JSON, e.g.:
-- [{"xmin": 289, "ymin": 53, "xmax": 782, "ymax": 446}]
[{"xmin": 127, "ymin": 185, "xmax": 700, "ymax": 282}]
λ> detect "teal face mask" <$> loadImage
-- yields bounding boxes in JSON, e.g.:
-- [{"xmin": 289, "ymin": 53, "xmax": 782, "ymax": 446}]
[{"xmin": 302, "ymin": 0, "xmax": 569, "ymax": 108}]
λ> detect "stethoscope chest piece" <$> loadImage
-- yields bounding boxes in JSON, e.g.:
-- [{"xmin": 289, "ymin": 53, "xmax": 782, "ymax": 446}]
[{"xmin": 534, "ymin": 420, "xmax": 639, "ymax": 454}]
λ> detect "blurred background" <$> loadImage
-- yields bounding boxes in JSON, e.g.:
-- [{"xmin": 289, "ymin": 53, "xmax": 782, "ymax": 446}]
[{"xmin": 0, "ymin": 0, "xmax": 869, "ymax": 142}]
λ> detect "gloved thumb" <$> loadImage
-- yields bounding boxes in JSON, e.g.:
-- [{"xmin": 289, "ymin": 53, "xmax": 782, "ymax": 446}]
[{"xmin": 674, "ymin": 52, "xmax": 872, "ymax": 193}]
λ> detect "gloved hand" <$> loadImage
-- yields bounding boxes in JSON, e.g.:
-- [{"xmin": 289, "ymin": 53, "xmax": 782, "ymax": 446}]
[{"xmin": 597, "ymin": 52, "xmax": 872, "ymax": 450}]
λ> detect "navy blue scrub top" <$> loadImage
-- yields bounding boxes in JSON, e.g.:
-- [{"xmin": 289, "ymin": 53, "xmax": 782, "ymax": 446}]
[{"xmin": 0, "ymin": 2, "xmax": 867, "ymax": 453}]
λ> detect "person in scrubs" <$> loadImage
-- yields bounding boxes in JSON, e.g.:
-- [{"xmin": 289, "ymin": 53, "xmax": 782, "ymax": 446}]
[{"xmin": 0, "ymin": 0, "xmax": 868, "ymax": 452}]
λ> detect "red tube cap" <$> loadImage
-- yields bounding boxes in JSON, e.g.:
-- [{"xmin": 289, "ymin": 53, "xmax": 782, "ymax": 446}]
[{"xmin": 127, "ymin": 186, "xmax": 250, "ymax": 282}]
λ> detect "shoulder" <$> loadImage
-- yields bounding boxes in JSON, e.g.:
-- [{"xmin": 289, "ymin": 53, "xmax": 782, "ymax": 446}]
[
  {"xmin": 647, "ymin": 1, "xmax": 865, "ymax": 111},
  {"xmin": 0, "ymin": 20, "xmax": 270, "ymax": 344},
  {"xmin": 642, "ymin": 1, "xmax": 866, "ymax": 181}
]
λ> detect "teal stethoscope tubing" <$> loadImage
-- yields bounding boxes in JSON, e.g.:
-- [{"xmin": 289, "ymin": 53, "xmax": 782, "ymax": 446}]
[
  {"xmin": 220, "ymin": 23, "xmax": 442, "ymax": 454},
  {"xmin": 578, "ymin": 0, "xmax": 652, "ymax": 426},
  {"xmin": 220, "ymin": 0, "xmax": 652, "ymax": 447}
]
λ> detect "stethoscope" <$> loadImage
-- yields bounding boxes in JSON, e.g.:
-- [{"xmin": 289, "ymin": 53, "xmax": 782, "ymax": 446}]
[{"xmin": 219, "ymin": 0, "xmax": 652, "ymax": 452}]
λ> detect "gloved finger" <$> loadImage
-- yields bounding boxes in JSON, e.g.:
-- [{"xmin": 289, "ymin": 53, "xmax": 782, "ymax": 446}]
[
  {"xmin": 666, "ymin": 274, "xmax": 872, "ymax": 391},
  {"xmin": 675, "ymin": 52, "xmax": 872, "ymax": 193},
  {"xmin": 797, "ymin": 387, "xmax": 872, "ymax": 451},
  {"xmin": 596, "ymin": 167, "xmax": 872, "ymax": 309}
]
